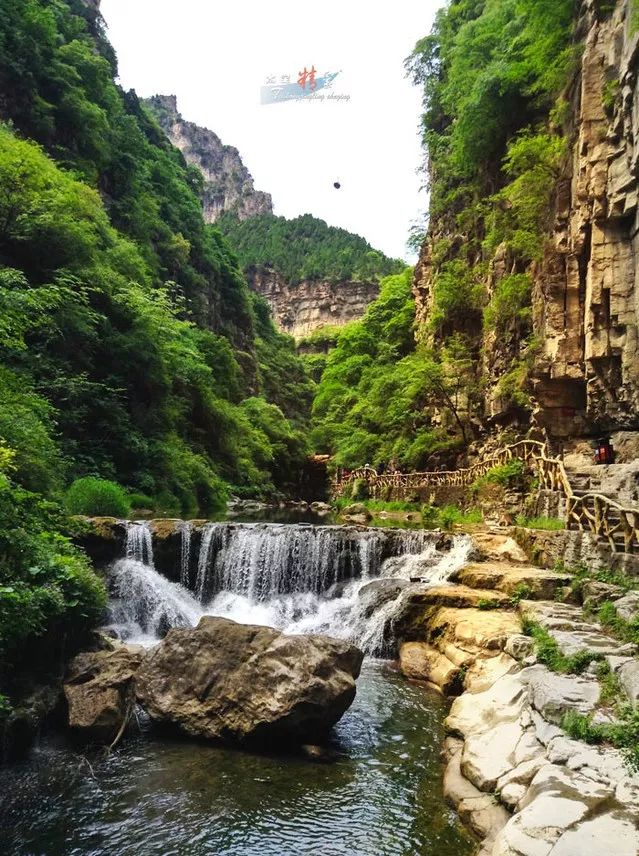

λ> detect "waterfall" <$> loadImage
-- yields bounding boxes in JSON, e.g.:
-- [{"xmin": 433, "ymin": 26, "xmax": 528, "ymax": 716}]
[
  {"xmin": 106, "ymin": 521, "xmax": 472, "ymax": 654},
  {"xmin": 179, "ymin": 521, "xmax": 192, "ymax": 587},
  {"xmin": 108, "ymin": 559, "xmax": 202, "ymax": 643},
  {"xmin": 192, "ymin": 523, "xmax": 432, "ymax": 603},
  {"xmin": 125, "ymin": 521, "xmax": 154, "ymax": 566},
  {"xmin": 111, "ymin": 521, "xmax": 194, "ymax": 642}
]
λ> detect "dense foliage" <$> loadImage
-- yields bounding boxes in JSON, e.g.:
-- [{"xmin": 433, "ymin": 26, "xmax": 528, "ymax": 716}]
[
  {"xmin": 401, "ymin": 0, "xmax": 579, "ymax": 426},
  {"xmin": 311, "ymin": 269, "xmax": 476, "ymax": 469},
  {"xmin": 0, "ymin": 448, "xmax": 106, "ymax": 684},
  {"xmin": 312, "ymin": 0, "xmax": 581, "ymax": 470},
  {"xmin": 217, "ymin": 212, "xmax": 404, "ymax": 284},
  {"xmin": 0, "ymin": 0, "xmax": 313, "ymax": 680},
  {"xmin": 0, "ymin": 0, "xmax": 312, "ymax": 509}
]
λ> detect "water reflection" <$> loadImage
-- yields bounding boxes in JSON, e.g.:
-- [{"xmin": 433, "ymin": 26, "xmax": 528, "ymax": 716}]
[{"xmin": 0, "ymin": 662, "xmax": 473, "ymax": 856}]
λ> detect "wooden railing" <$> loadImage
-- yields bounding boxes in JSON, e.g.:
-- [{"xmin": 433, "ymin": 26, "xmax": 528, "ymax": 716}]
[
  {"xmin": 332, "ymin": 440, "xmax": 546, "ymax": 498},
  {"xmin": 332, "ymin": 439, "xmax": 639, "ymax": 555}
]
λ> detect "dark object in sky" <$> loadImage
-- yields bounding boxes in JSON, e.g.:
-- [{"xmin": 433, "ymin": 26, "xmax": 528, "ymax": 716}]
[{"xmin": 333, "ymin": 181, "xmax": 341, "ymax": 189}]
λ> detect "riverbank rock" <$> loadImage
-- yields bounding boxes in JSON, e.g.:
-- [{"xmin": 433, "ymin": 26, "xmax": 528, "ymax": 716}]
[
  {"xmin": 136, "ymin": 617, "xmax": 363, "ymax": 744},
  {"xmin": 339, "ymin": 503, "xmax": 372, "ymax": 525},
  {"xmin": 451, "ymin": 563, "xmax": 572, "ymax": 600},
  {"xmin": 399, "ymin": 642, "xmax": 463, "ymax": 694},
  {"xmin": 470, "ymin": 533, "xmax": 528, "ymax": 564},
  {"xmin": 64, "ymin": 645, "xmax": 144, "ymax": 743},
  {"xmin": 519, "ymin": 600, "xmax": 637, "ymax": 658},
  {"xmin": 613, "ymin": 591, "xmax": 639, "ymax": 622},
  {"xmin": 1, "ymin": 684, "xmax": 63, "ymax": 762},
  {"xmin": 428, "ymin": 607, "xmax": 522, "ymax": 661}
]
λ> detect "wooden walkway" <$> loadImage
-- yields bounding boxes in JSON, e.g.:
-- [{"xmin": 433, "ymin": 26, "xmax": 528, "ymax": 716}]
[{"xmin": 332, "ymin": 440, "xmax": 639, "ymax": 556}]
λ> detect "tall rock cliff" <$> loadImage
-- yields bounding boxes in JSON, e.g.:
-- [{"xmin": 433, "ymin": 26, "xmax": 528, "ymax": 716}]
[
  {"xmin": 247, "ymin": 266, "xmax": 380, "ymax": 340},
  {"xmin": 145, "ymin": 95, "xmax": 272, "ymax": 223},
  {"xmin": 412, "ymin": 0, "xmax": 639, "ymax": 443},
  {"xmin": 146, "ymin": 98, "xmax": 395, "ymax": 338},
  {"xmin": 532, "ymin": 0, "xmax": 639, "ymax": 437}
]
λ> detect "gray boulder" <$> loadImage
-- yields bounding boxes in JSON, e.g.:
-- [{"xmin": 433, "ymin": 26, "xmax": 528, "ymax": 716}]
[
  {"xmin": 519, "ymin": 665, "xmax": 600, "ymax": 724},
  {"xmin": 358, "ymin": 578, "xmax": 409, "ymax": 617},
  {"xmin": 614, "ymin": 592, "xmax": 639, "ymax": 623},
  {"xmin": 136, "ymin": 617, "xmax": 363, "ymax": 744}
]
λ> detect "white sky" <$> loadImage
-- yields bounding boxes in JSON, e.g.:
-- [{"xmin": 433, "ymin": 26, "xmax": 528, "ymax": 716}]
[{"xmin": 100, "ymin": 0, "xmax": 442, "ymax": 262}]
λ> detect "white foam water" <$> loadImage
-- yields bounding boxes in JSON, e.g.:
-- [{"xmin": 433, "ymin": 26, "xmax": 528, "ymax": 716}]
[
  {"xmin": 108, "ymin": 558, "xmax": 202, "ymax": 644},
  {"xmin": 107, "ymin": 523, "xmax": 472, "ymax": 654},
  {"xmin": 203, "ymin": 535, "xmax": 472, "ymax": 654}
]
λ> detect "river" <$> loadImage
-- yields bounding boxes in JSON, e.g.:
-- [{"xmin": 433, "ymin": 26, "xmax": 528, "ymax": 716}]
[{"xmin": 0, "ymin": 521, "xmax": 475, "ymax": 856}]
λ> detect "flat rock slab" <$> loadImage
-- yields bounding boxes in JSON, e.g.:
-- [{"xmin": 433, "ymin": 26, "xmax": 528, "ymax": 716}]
[
  {"xmin": 464, "ymin": 652, "xmax": 520, "ymax": 694},
  {"xmin": 429, "ymin": 608, "xmax": 522, "ymax": 658},
  {"xmin": 519, "ymin": 600, "xmax": 637, "ymax": 658},
  {"xmin": 409, "ymin": 584, "xmax": 512, "ymax": 610},
  {"xmin": 491, "ymin": 764, "xmax": 639, "ymax": 856},
  {"xmin": 453, "ymin": 564, "xmax": 572, "ymax": 600},
  {"xmin": 519, "ymin": 665, "xmax": 600, "ymax": 724},
  {"xmin": 446, "ymin": 672, "xmax": 529, "ymax": 739}
]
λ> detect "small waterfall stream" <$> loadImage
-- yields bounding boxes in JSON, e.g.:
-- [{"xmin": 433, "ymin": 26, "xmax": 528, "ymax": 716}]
[{"xmin": 107, "ymin": 521, "xmax": 471, "ymax": 653}]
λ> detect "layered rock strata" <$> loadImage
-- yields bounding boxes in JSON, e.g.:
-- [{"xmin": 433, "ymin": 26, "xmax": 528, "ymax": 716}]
[
  {"xmin": 397, "ymin": 532, "xmax": 639, "ymax": 854},
  {"xmin": 413, "ymin": 0, "xmax": 639, "ymax": 439},
  {"xmin": 247, "ymin": 265, "xmax": 380, "ymax": 339}
]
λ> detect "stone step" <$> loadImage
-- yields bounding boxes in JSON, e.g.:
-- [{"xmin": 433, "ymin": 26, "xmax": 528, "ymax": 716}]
[
  {"xmin": 518, "ymin": 600, "xmax": 637, "ymax": 659},
  {"xmin": 450, "ymin": 563, "xmax": 572, "ymax": 600},
  {"xmin": 405, "ymin": 584, "xmax": 512, "ymax": 611}
]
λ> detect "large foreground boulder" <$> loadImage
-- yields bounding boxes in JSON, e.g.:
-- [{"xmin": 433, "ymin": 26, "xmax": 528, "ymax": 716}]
[
  {"xmin": 135, "ymin": 617, "xmax": 364, "ymax": 743},
  {"xmin": 64, "ymin": 645, "xmax": 144, "ymax": 743}
]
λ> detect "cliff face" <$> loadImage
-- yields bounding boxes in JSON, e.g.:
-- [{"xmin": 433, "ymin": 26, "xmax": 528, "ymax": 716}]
[
  {"xmin": 248, "ymin": 266, "xmax": 380, "ymax": 340},
  {"xmin": 413, "ymin": 0, "xmax": 639, "ymax": 441},
  {"xmin": 533, "ymin": 0, "xmax": 639, "ymax": 437},
  {"xmin": 145, "ymin": 95, "xmax": 272, "ymax": 223}
]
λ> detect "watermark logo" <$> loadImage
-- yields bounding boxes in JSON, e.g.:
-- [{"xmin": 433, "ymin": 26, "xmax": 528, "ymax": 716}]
[{"xmin": 261, "ymin": 66, "xmax": 350, "ymax": 104}]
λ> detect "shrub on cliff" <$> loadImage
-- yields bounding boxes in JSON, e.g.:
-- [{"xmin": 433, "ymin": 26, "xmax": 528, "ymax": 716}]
[{"xmin": 65, "ymin": 477, "xmax": 131, "ymax": 518}]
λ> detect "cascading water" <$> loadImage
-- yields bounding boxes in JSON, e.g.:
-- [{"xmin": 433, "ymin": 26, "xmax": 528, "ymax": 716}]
[
  {"xmin": 105, "ymin": 521, "xmax": 472, "ymax": 654},
  {"xmin": 108, "ymin": 521, "xmax": 200, "ymax": 643},
  {"xmin": 125, "ymin": 520, "xmax": 154, "ymax": 566},
  {"xmin": 178, "ymin": 521, "xmax": 192, "ymax": 587}
]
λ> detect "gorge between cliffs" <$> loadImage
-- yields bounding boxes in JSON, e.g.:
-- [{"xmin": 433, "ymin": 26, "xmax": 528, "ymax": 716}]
[{"xmin": 5, "ymin": 0, "xmax": 639, "ymax": 855}]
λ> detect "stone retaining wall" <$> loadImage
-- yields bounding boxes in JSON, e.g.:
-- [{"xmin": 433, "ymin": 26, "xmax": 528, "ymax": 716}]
[{"xmin": 514, "ymin": 526, "xmax": 639, "ymax": 576}]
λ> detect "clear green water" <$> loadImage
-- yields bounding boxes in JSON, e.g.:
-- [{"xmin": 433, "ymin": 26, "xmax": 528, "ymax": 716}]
[{"xmin": 0, "ymin": 662, "xmax": 473, "ymax": 856}]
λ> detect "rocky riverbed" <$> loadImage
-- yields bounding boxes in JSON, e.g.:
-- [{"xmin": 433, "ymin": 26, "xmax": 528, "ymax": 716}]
[
  {"xmin": 394, "ymin": 532, "xmax": 639, "ymax": 855},
  {"xmin": 7, "ymin": 520, "xmax": 639, "ymax": 855}
]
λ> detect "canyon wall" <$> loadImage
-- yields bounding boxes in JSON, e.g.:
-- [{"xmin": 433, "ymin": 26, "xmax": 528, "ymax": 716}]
[
  {"xmin": 248, "ymin": 265, "xmax": 379, "ymax": 340},
  {"xmin": 145, "ymin": 95, "xmax": 272, "ymax": 223},
  {"xmin": 532, "ymin": 0, "xmax": 639, "ymax": 437},
  {"xmin": 413, "ymin": 0, "xmax": 639, "ymax": 442}
]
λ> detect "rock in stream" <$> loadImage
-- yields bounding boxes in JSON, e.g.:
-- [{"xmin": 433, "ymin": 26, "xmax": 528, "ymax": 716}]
[{"xmin": 136, "ymin": 616, "xmax": 364, "ymax": 744}]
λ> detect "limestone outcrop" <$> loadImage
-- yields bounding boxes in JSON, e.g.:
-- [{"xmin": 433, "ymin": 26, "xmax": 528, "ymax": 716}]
[
  {"xmin": 247, "ymin": 265, "xmax": 380, "ymax": 340},
  {"xmin": 413, "ymin": 0, "xmax": 639, "ymax": 439},
  {"xmin": 440, "ymin": 610, "xmax": 639, "ymax": 855},
  {"xmin": 145, "ymin": 95, "xmax": 272, "ymax": 224},
  {"xmin": 64, "ymin": 645, "xmax": 144, "ymax": 743},
  {"xmin": 398, "ymin": 532, "xmax": 639, "ymax": 852},
  {"xmin": 135, "ymin": 616, "xmax": 363, "ymax": 743}
]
